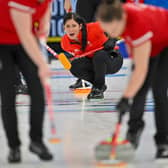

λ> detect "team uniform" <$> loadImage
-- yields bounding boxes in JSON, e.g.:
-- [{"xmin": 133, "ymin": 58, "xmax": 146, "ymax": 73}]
[
  {"xmin": 0, "ymin": 0, "xmax": 52, "ymax": 162},
  {"xmin": 0, "ymin": 0, "xmax": 51, "ymax": 44},
  {"xmin": 122, "ymin": 3, "xmax": 168, "ymax": 146},
  {"xmin": 62, "ymin": 22, "xmax": 108, "ymax": 57},
  {"xmin": 61, "ymin": 22, "xmax": 123, "ymax": 98}
]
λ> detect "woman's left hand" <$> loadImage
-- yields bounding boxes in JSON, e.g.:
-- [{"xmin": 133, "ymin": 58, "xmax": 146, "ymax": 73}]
[{"xmin": 104, "ymin": 38, "xmax": 117, "ymax": 51}]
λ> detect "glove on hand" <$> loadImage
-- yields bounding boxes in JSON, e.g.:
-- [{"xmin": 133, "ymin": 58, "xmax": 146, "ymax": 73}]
[
  {"xmin": 104, "ymin": 38, "xmax": 117, "ymax": 51},
  {"xmin": 116, "ymin": 97, "xmax": 131, "ymax": 115},
  {"xmin": 110, "ymin": 50, "xmax": 121, "ymax": 58}
]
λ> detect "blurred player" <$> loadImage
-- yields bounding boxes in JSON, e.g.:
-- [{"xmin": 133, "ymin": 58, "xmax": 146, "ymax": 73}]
[
  {"xmin": 97, "ymin": 0, "xmax": 168, "ymax": 159},
  {"xmin": 0, "ymin": 0, "xmax": 53, "ymax": 163}
]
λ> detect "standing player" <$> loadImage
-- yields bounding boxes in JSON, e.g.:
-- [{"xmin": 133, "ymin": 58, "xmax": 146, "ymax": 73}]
[
  {"xmin": 0, "ymin": 0, "xmax": 53, "ymax": 163},
  {"xmin": 97, "ymin": 0, "xmax": 168, "ymax": 159}
]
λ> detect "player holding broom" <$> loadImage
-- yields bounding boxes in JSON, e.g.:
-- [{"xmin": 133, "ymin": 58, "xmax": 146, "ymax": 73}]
[
  {"xmin": 61, "ymin": 12, "xmax": 123, "ymax": 99},
  {"xmin": 0, "ymin": 0, "xmax": 53, "ymax": 163},
  {"xmin": 97, "ymin": 0, "xmax": 168, "ymax": 159},
  {"xmin": 64, "ymin": 0, "xmax": 128, "ymax": 90}
]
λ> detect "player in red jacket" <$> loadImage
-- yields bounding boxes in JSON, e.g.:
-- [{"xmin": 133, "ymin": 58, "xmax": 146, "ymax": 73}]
[
  {"xmin": 97, "ymin": 0, "xmax": 168, "ymax": 159},
  {"xmin": 61, "ymin": 12, "xmax": 123, "ymax": 99},
  {"xmin": 64, "ymin": 0, "xmax": 127, "ymax": 89},
  {"xmin": 0, "ymin": 0, "xmax": 53, "ymax": 163}
]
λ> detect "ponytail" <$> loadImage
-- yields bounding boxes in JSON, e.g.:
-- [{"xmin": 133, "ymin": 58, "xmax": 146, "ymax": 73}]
[
  {"xmin": 79, "ymin": 18, "xmax": 87, "ymax": 51},
  {"xmin": 63, "ymin": 13, "xmax": 87, "ymax": 51}
]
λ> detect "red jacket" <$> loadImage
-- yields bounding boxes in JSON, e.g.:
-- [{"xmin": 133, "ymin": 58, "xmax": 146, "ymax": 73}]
[
  {"xmin": 122, "ymin": 3, "xmax": 168, "ymax": 57},
  {"xmin": 61, "ymin": 22, "xmax": 108, "ymax": 58},
  {"xmin": 0, "ymin": 0, "xmax": 51, "ymax": 44}
]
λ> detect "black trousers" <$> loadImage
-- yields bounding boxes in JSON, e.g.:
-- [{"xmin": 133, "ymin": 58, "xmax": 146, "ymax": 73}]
[
  {"xmin": 76, "ymin": 0, "xmax": 126, "ymax": 22},
  {"xmin": 0, "ymin": 44, "xmax": 45, "ymax": 148},
  {"xmin": 70, "ymin": 50, "xmax": 123, "ymax": 89},
  {"xmin": 15, "ymin": 66, "xmax": 23, "ymax": 85},
  {"xmin": 76, "ymin": 0, "xmax": 101, "ymax": 22},
  {"xmin": 129, "ymin": 48, "xmax": 168, "ymax": 145}
]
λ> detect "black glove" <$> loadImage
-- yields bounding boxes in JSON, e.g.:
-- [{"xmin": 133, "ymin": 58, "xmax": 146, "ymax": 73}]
[
  {"xmin": 103, "ymin": 38, "xmax": 117, "ymax": 51},
  {"xmin": 116, "ymin": 97, "xmax": 131, "ymax": 115},
  {"xmin": 110, "ymin": 50, "xmax": 121, "ymax": 58}
]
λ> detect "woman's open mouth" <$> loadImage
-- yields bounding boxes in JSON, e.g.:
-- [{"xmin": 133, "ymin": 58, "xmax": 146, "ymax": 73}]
[{"xmin": 69, "ymin": 33, "xmax": 75, "ymax": 37}]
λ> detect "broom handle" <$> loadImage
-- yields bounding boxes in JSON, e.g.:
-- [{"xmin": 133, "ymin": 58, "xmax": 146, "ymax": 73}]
[
  {"xmin": 45, "ymin": 45, "xmax": 119, "ymax": 70},
  {"xmin": 110, "ymin": 112, "xmax": 123, "ymax": 158},
  {"xmin": 45, "ymin": 45, "xmax": 119, "ymax": 60},
  {"xmin": 45, "ymin": 82, "xmax": 56, "ymax": 135},
  {"xmin": 45, "ymin": 44, "xmax": 103, "ymax": 59},
  {"xmin": 112, "ymin": 113, "xmax": 123, "ymax": 143},
  {"xmin": 74, "ymin": 45, "xmax": 119, "ymax": 59},
  {"xmin": 45, "ymin": 44, "xmax": 59, "ymax": 58},
  {"xmin": 75, "ymin": 47, "xmax": 104, "ymax": 58}
]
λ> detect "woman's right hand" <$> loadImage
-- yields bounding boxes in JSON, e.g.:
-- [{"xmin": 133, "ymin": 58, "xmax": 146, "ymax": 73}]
[{"xmin": 38, "ymin": 62, "xmax": 51, "ymax": 87}]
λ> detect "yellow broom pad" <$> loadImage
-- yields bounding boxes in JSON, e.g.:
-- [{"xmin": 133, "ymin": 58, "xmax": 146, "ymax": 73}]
[{"xmin": 58, "ymin": 53, "xmax": 72, "ymax": 70}]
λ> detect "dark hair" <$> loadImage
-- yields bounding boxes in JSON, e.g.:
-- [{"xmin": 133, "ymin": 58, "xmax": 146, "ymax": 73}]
[
  {"xmin": 97, "ymin": 0, "xmax": 124, "ymax": 22},
  {"xmin": 63, "ymin": 13, "xmax": 87, "ymax": 51}
]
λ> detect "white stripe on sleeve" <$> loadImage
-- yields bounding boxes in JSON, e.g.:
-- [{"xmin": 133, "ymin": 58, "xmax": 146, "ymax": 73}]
[
  {"xmin": 8, "ymin": 1, "xmax": 35, "ymax": 14},
  {"xmin": 132, "ymin": 31, "xmax": 153, "ymax": 46}
]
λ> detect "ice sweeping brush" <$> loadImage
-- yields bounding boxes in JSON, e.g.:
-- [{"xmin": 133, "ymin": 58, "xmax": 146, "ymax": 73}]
[{"xmin": 95, "ymin": 113, "xmax": 135, "ymax": 167}]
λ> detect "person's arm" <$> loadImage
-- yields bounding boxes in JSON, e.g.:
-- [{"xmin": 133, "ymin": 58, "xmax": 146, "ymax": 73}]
[
  {"xmin": 36, "ymin": 4, "xmax": 51, "ymax": 42},
  {"xmin": 10, "ymin": 8, "xmax": 50, "ymax": 85},
  {"xmin": 123, "ymin": 40, "xmax": 151, "ymax": 98},
  {"xmin": 64, "ymin": 0, "xmax": 72, "ymax": 12},
  {"xmin": 116, "ymin": 40, "xmax": 151, "ymax": 114}
]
